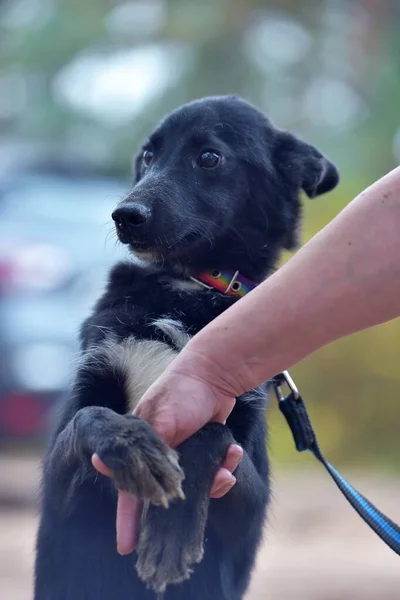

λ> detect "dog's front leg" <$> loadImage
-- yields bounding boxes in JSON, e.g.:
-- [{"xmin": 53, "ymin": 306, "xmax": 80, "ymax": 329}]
[{"xmin": 135, "ymin": 422, "xmax": 233, "ymax": 593}]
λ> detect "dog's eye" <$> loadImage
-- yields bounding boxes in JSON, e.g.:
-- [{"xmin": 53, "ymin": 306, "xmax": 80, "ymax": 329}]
[
  {"xmin": 142, "ymin": 149, "xmax": 153, "ymax": 167},
  {"xmin": 197, "ymin": 150, "xmax": 221, "ymax": 169}
]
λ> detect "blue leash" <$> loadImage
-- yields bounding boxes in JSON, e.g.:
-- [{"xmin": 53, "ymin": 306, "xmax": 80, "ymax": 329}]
[{"xmin": 272, "ymin": 371, "xmax": 400, "ymax": 555}]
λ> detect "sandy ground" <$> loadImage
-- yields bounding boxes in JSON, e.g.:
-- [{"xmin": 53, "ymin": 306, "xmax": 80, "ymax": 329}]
[{"xmin": 0, "ymin": 452, "xmax": 399, "ymax": 600}]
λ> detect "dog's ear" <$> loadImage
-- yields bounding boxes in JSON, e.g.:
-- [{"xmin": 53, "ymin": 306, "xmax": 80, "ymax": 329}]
[{"xmin": 276, "ymin": 131, "xmax": 339, "ymax": 198}]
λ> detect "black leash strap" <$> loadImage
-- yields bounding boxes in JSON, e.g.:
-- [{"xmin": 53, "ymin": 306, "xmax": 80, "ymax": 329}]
[{"xmin": 272, "ymin": 371, "xmax": 400, "ymax": 556}]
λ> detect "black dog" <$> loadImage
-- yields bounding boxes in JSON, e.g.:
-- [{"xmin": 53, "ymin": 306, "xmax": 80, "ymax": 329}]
[{"xmin": 34, "ymin": 95, "xmax": 339, "ymax": 600}]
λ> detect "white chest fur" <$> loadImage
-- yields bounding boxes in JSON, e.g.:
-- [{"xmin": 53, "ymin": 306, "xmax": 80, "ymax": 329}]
[{"xmin": 83, "ymin": 319, "xmax": 191, "ymax": 412}]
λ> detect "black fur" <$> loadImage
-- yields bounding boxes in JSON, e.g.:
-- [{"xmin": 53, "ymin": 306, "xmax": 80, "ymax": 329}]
[{"xmin": 35, "ymin": 95, "xmax": 339, "ymax": 600}]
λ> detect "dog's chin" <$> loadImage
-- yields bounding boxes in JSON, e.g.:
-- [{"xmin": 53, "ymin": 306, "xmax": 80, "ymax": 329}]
[
  {"xmin": 127, "ymin": 242, "xmax": 158, "ymax": 264},
  {"xmin": 128, "ymin": 232, "xmax": 207, "ymax": 268}
]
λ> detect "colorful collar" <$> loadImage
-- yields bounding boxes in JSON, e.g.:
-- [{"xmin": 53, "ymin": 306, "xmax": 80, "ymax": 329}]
[{"xmin": 190, "ymin": 270, "xmax": 258, "ymax": 298}]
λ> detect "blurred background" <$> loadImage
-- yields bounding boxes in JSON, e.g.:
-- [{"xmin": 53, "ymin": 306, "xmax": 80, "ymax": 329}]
[{"xmin": 0, "ymin": 0, "xmax": 399, "ymax": 598}]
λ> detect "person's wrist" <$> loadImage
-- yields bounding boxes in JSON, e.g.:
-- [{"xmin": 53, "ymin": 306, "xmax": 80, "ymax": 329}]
[{"xmin": 177, "ymin": 339, "xmax": 248, "ymax": 400}]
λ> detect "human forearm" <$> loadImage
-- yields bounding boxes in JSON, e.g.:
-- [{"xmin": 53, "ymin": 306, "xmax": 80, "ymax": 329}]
[{"xmin": 183, "ymin": 166, "xmax": 400, "ymax": 395}]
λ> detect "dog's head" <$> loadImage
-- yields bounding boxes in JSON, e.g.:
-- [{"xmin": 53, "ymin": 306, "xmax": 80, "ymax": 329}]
[{"xmin": 112, "ymin": 96, "xmax": 339, "ymax": 280}]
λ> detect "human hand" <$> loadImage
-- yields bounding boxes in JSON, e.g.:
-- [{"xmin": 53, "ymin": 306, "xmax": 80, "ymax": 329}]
[{"xmin": 92, "ymin": 349, "xmax": 244, "ymax": 554}]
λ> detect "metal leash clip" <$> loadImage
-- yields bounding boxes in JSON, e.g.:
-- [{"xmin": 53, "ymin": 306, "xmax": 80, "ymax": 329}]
[{"xmin": 272, "ymin": 370, "xmax": 300, "ymax": 402}]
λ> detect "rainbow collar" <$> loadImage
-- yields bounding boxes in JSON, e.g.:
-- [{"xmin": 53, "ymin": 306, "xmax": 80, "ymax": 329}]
[{"xmin": 190, "ymin": 270, "xmax": 258, "ymax": 298}]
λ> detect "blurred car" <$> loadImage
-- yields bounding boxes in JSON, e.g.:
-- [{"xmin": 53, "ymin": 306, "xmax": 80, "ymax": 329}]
[{"xmin": 0, "ymin": 168, "xmax": 129, "ymax": 442}]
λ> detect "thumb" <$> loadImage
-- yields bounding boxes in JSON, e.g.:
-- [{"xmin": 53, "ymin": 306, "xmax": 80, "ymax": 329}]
[{"xmin": 133, "ymin": 387, "xmax": 181, "ymax": 447}]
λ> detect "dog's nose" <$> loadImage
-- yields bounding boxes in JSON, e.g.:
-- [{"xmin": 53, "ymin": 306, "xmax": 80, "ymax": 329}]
[{"xmin": 112, "ymin": 204, "xmax": 152, "ymax": 233}]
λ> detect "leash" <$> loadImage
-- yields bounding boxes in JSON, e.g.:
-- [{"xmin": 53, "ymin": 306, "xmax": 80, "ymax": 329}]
[
  {"xmin": 193, "ymin": 268, "xmax": 400, "ymax": 556},
  {"xmin": 272, "ymin": 371, "xmax": 400, "ymax": 556}
]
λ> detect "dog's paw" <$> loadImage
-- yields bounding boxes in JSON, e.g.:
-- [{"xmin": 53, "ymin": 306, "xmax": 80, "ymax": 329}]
[
  {"xmin": 133, "ymin": 422, "xmax": 233, "ymax": 593},
  {"xmin": 96, "ymin": 416, "xmax": 185, "ymax": 507},
  {"xmin": 136, "ymin": 501, "xmax": 205, "ymax": 593}
]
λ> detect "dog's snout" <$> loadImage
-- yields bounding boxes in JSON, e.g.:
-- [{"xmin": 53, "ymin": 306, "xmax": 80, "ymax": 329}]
[{"xmin": 112, "ymin": 204, "xmax": 152, "ymax": 233}]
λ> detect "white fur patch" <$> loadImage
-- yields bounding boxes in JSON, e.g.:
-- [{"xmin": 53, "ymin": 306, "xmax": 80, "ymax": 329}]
[
  {"xmin": 153, "ymin": 318, "xmax": 191, "ymax": 350},
  {"xmin": 134, "ymin": 250, "xmax": 156, "ymax": 263},
  {"xmin": 169, "ymin": 278, "xmax": 204, "ymax": 292},
  {"xmin": 83, "ymin": 320, "xmax": 191, "ymax": 412}
]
